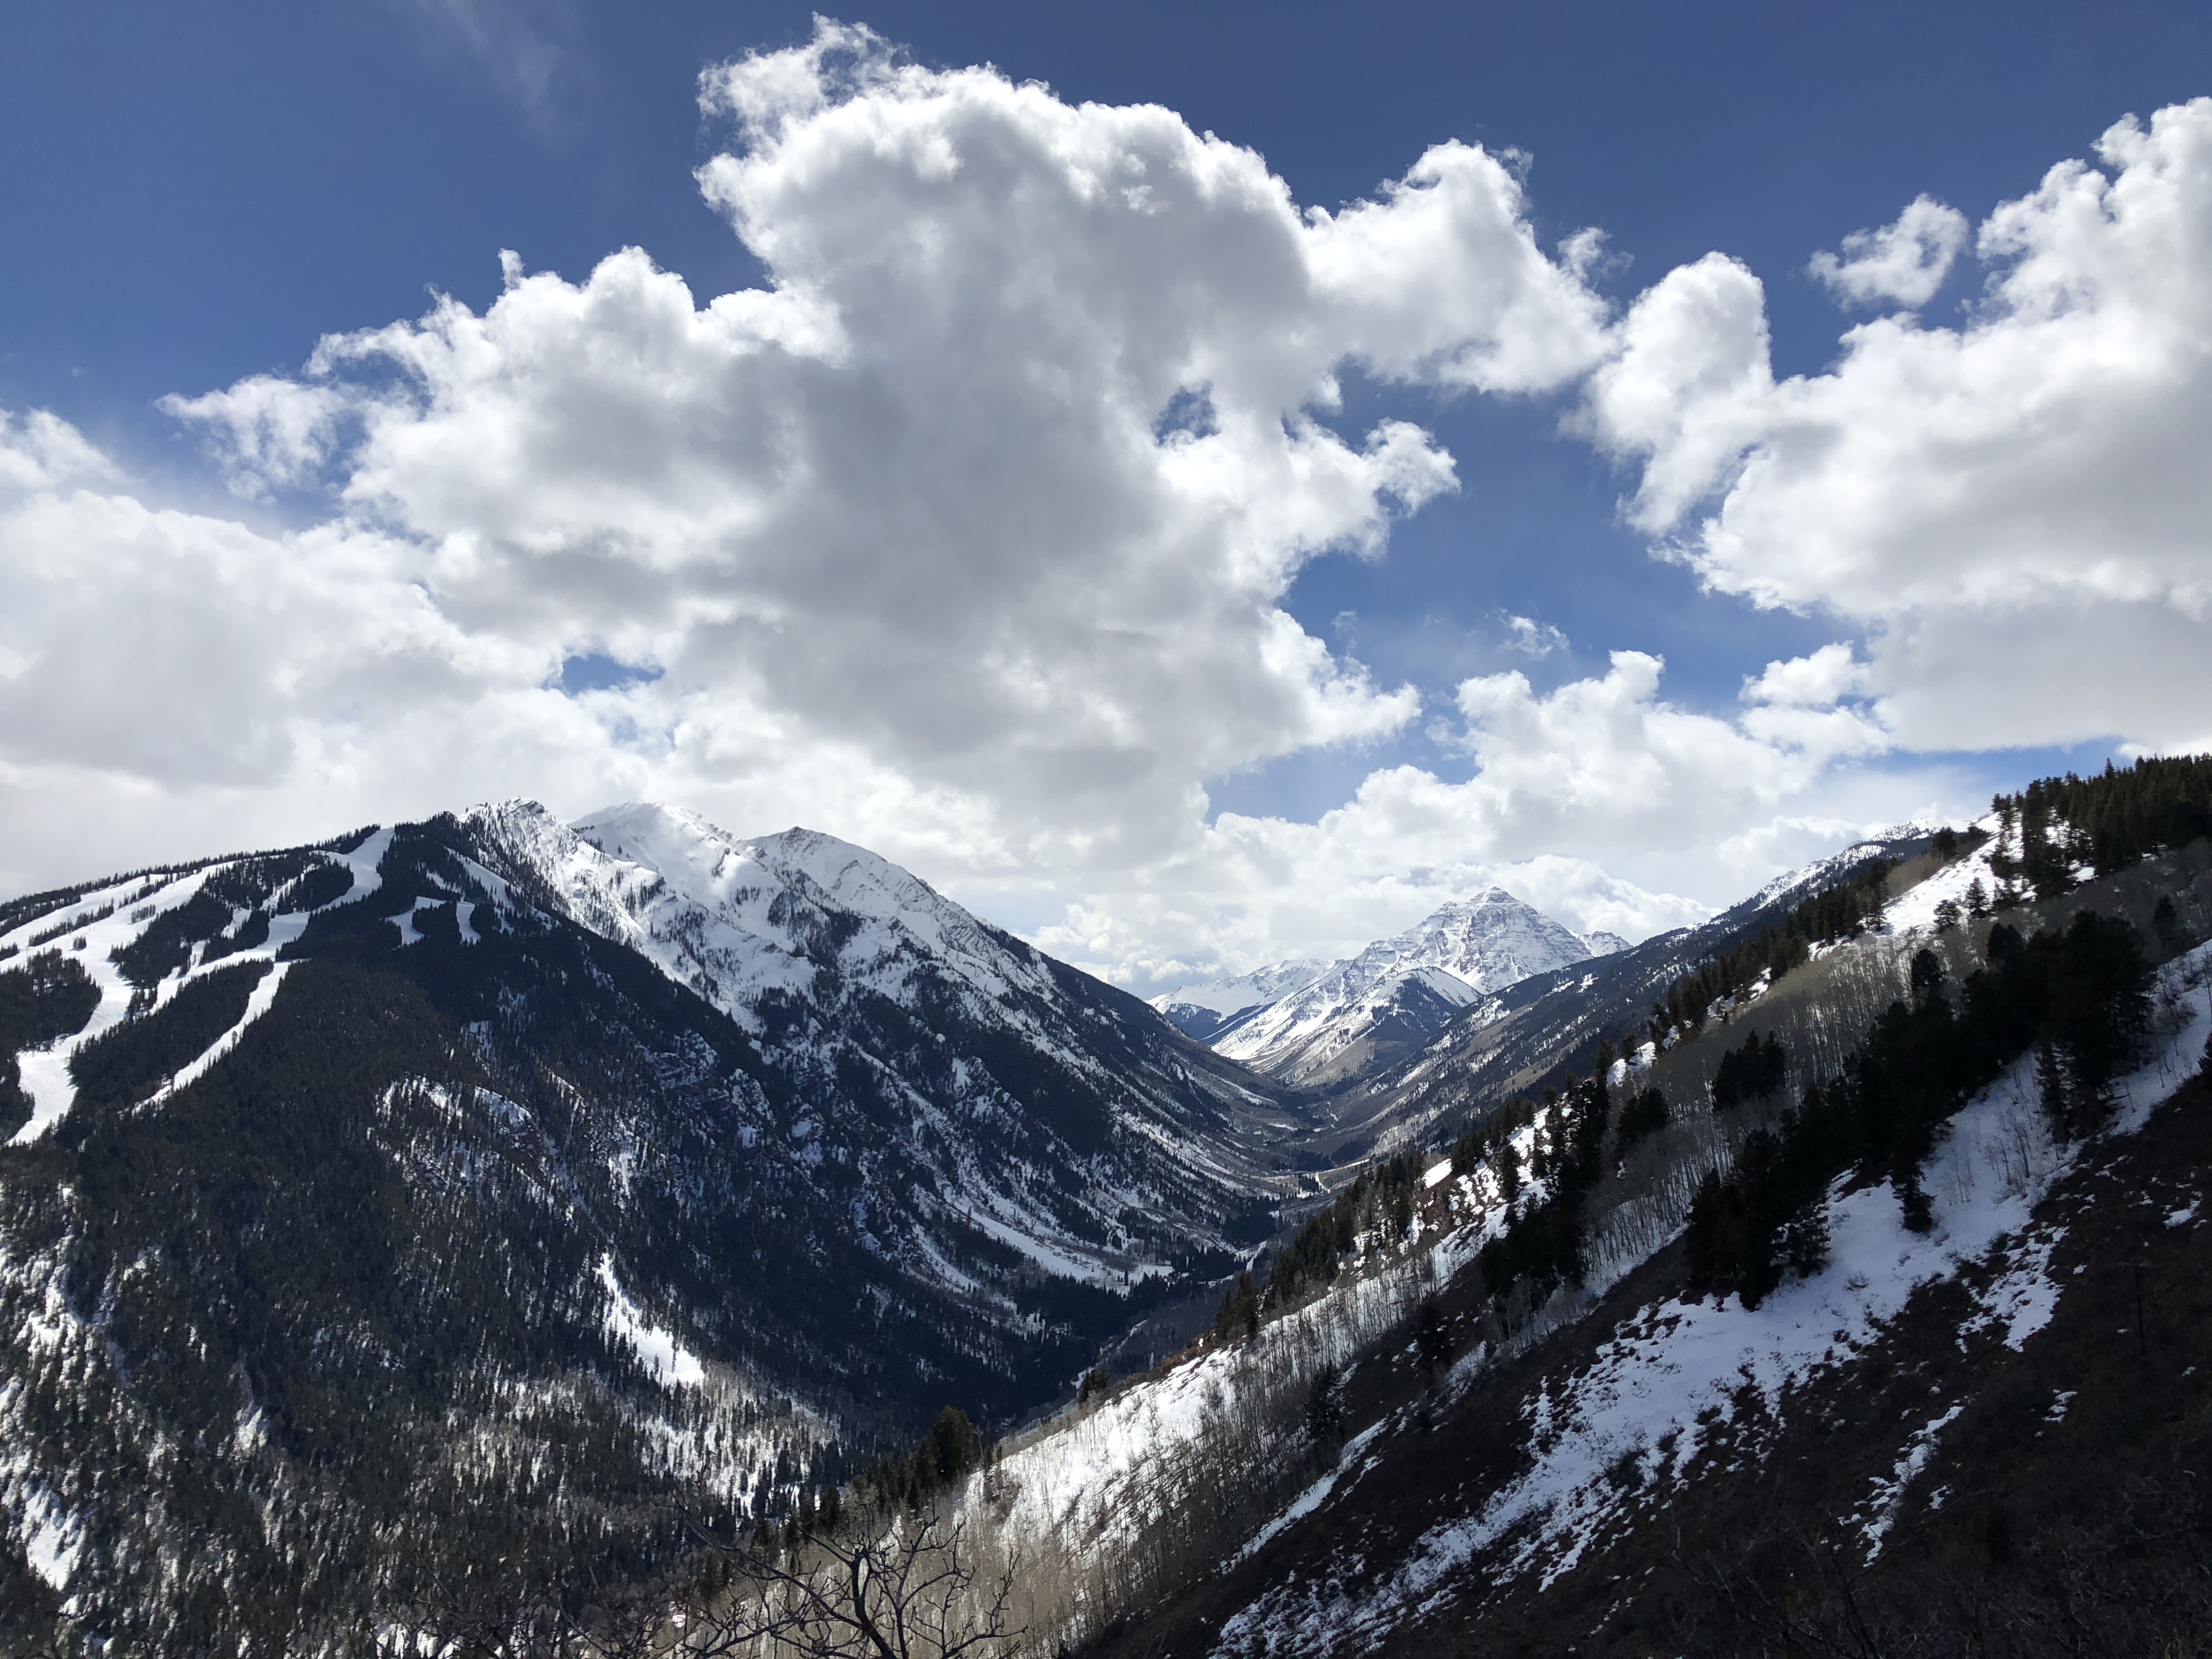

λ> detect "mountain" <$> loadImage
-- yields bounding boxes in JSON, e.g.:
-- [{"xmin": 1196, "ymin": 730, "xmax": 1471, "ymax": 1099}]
[
  {"xmin": 1206, "ymin": 888, "xmax": 1605, "ymax": 1088},
  {"xmin": 1085, "ymin": 905, "xmax": 2212, "ymax": 1658},
  {"xmin": 7, "ymin": 755, "xmax": 2205, "ymax": 1657},
  {"xmin": 1304, "ymin": 834, "xmax": 1934, "ymax": 1165},
  {"xmin": 918, "ymin": 786, "xmax": 2212, "ymax": 1659},
  {"xmin": 0, "ymin": 802, "xmax": 1295, "ymax": 1652},
  {"xmin": 1149, "ymin": 960, "xmax": 1328, "ymax": 1042}
]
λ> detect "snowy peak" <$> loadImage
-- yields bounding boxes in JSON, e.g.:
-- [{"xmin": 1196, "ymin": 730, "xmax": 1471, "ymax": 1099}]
[
  {"xmin": 1212, "ymin": 888, "xmax": 1597, "ymax": 1085},
  {"xmin": 1153, "ymin": 960, "xmax": 1329, "ymax": 1019},
  {"xmin": 1148, "ymin": 960, "xmax": 1328, "ymax": 1040},
  {"xmin": 455, "ymin": 797, "xmax": 1290, "ymax": 1296},
  {"xmin": 1362, "ymin": 887, "xmax": 1594, "ymax": 997},
  {"xmin": 470, "ymin": 799, "xmax": 1060, "ymax": 1024}
]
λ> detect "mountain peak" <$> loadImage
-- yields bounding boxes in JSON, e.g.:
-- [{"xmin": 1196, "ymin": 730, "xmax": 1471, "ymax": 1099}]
[{"xmin": 1213, "ymin": 888, "xmax": 1596, "ymax": 1084}]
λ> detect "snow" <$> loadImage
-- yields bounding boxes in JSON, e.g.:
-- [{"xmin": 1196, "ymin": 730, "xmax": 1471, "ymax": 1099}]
[
  {"xmin": 7, "ymin": 839, "xmax": 382, "ymax": 1144},
  {"xmin": 7, "ymin": 869, "xmax": 205, "ymax": 1144},
  {"xmin": 1422, "ymin": 1159, "xmax": 1454, "ymax": 1190},
  {"xmin": 390, "ymin": 896, "xmax": 441, "ymax": 947},
  {"xmin": 1233, "ymin": 1420, "xmax": 1387, "ymax": 1564},
  {"xmin": 991, "ymin": 1257, "xmax": 1436, "ymax": 1575},
  {"xmin": 596, "ymin": 1256, "xmax": 706, "ymax": 1389},
  {"xmin": 325, "ymin": 826, "xmax": 395, "ymax": 907},
  {"xmin": 1861, "ymin": 1404, "xmax": 1965, "ymax": 1557},
  {"xmin": 1149, "ymin": 960, "xmax": 1328, "ymax": 1019},
  {"xmin": 466, "ymin": 798, "xmax": 1263, "ymax": 1291},
  {"xmin": 18, "ymin": 1484, "xmax": 81, "ymax": 1592},
  {"xmin": 1882, "ymin": 816, "xmax": 2004, "ymax": 935},
  {"xmin": 1215, "ymin": 889, "xmax": 1596, "ymax": 1081},
  {"xmin": 1745, "ymin": 837, "xmax": 1907, "ymax": 913},
  {"xmin": 1212, "ymin": 941, "xmax": 2212, "ymax": 1655},
  {"xmin": 557, "ymin": 800, "xmax": 1059, "ymax": 1013},
  {"xmin": 144, "ymin": 962, "xmax": 294, "ymax": 1107}
]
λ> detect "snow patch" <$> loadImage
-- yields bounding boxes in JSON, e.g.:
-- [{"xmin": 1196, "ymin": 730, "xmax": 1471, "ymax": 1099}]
[{"xmin": 597, "ymin": 1256, "xmax": 706, "ymax": 1389}]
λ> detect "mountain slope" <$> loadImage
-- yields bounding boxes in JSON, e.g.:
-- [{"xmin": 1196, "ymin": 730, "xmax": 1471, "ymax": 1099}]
[
  {"xmin": 0, "ymin": 804, "xmax": 1292, "ymax": 1654},
  {"xmin": 1084, "ymin": 917, "xmax": 2212, "ymax": 1659},
  {"xmin": 1314, "ymin": 834, "xmax": 1933, "ymax": 1165},
  {"xmin": 1149, "ymin": 961, "xmax": 1328, "ymax": 1043}
]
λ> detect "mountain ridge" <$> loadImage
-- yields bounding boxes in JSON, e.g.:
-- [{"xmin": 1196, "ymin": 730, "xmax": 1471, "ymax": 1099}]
[{"xmin": 1168, "ymin": 887, "xmax": 1615, "ymax": 1088}]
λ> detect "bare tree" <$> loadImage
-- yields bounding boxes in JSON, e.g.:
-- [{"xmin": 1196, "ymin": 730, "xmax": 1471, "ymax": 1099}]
[
  {"xmin": 383, "ymin": 1547, "xmax": 667, "ymax": 1659},
  {"xmin": 686, "ymin": 1503, "xmax": 1022, "ymax": 1659}
]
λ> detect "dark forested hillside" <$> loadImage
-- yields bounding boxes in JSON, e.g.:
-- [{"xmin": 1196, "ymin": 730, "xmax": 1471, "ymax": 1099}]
[{"xmin": 0, "ymin": 808, "xmax": 1289, "ymax": 1655}]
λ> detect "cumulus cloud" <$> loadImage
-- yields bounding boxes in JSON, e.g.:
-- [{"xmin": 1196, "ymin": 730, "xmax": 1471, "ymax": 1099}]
[
  {"xmin": 1581, "ymin": 98, "xmax": 2212, "ymax": 758},
  {"xmin": 154, "ymin": 20, "xmax": 1627, "ymax": 880},
  {"xmin": 1035, "ymin": 648, "xmax": 1912, "ymax": 985},
  {"xmin": 14, "ymin": 32, "xmax": 2190, "ymax": 990},
  {"xmin": 1808, "ymin": 195, "xmax": 1968, "ymax": 308},
  {"xmin": 5, "ymin": 22, "xmax": 1626, "ymax": 955}
]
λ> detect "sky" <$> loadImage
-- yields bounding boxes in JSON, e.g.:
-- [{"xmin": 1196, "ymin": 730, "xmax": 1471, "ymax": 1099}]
[{"xmin": 2, "ymin": 1, "xmax": 2209, "ymax": 993}]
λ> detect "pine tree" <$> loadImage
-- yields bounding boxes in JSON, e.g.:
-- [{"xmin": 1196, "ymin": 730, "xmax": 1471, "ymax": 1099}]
[
  {"xmin": 1780, "ymin": 1202, "xmax": 1831, "ymax": 1279},
  {"xmin": 1495, "ymin": 1140, "xmax": 1522, "ymax": 1203},
  {"xmin": 2036, "ymin": 1041, "xmax": 2070, "ymax": 1143},
  {"xmin": 1415, "ymin": 1294, "xmax": 1452, "ymax": 1378},
  {"xmin": 1302, "ymin": 1367, "xmax": 1346, "ymax": 1446}
]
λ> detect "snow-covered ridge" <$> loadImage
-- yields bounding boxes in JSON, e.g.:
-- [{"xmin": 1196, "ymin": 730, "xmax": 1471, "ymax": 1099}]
[
  {"xmin": 464, "ymin": 799, "xmax": 1274, "ymax": 1293},
  {"xmin": 1205, "ymin": 888, "xmax": 1604, "ymax": 1083},
  {"xmin": 1149, "ymin": 960, "xmax": 1328, "ymax": 1022},
  {"xmin": 468, "ymin": 799, "xmax": 1065, "ymax": 1032}
]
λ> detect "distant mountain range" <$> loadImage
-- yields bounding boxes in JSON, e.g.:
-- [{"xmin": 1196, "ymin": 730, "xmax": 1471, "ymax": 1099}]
[{"xmin": 1152, "ymin": 888, "xmax": 1628, "ymax": 1088}]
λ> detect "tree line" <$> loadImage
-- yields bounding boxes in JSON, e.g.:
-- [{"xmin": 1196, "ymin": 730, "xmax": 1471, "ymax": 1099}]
[
  {"xmin": 1993, "ymin": 752, "xmax": 2212, "ymax": 897},
  {"xmin": 1646, "ymin": 855, "xmax": 1903, "ymax": 1048}
]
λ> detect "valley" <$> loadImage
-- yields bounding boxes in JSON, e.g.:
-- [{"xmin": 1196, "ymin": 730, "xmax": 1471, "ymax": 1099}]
[{"xmin": 1, "ymin": 757, "xmax": 2209, "ymax": 1656}]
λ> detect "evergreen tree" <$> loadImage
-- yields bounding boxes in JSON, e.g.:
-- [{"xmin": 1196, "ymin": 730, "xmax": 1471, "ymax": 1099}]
[
  {"xmin": 1415, "ymin": 1293, "xmax": 1452, "ymax": 1378},
  {"xmin": 1302, "ymin": 1367, "xmax": 1346, "ymax": 1446}
]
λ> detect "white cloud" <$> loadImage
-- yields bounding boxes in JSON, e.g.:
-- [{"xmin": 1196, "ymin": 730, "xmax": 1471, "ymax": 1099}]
[
  {"xmin": 407, "ymin": 0, "xmax": 570, "ymax": 117},
  {"xmin": 1742, "ymin": 642, "xmax": 1865, "ymax": 708},
  {"xmin": 0, "ymin": 409, "xmax": 117, "ymax": 494},
  {"xmin": 12, "ymin": 35, "xmax": 2180, "ymax": 992},
  {"xmin": 1504, "ymin": 614, "xmax": 1567, "ymax": 657},
  {"xmin": 1036, "ymin": 648, "xmax": 1916, "ymax": 987},
  {"xmin": 1808, "ymin": 195, "xmax": 1968, "ymax": 308},
  {"xmin": 151, "ymin": 20, "xmax": 1626, "ymax": 881},
  {"xmin": 5, "ymin": 23, "xmax": 1622, "ymax": 958},
  {"xmin": 1581, "ymin": 98, "xmax": 2212, "ymax": 758}
]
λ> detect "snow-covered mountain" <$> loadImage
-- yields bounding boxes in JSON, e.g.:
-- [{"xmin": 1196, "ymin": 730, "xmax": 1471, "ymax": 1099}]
[
  {"xmin": 1149, "ymin": 960, "xmax": 1329, "ymax": 1042},
  {"xmin": 0, "ymin": 801, "xmax": 1300, "ymax": 1649},
  {"xmin": 1192, "ymin": 888, "xmax": 1609, "ymax": 1087},
  {"xmin": 461, "ymin": 799, "xmax": 1295, "ymax": 1281}
]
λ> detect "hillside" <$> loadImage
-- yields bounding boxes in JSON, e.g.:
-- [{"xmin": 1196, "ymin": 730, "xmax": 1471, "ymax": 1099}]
[{"xmin": 0, "ymin": 804, "xmax": 1292, "ymax": 1654}]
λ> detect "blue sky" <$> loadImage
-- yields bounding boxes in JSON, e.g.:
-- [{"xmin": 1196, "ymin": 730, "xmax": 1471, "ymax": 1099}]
[{"xmin": 2, "ymin": 2, "xmax": 2208, "ymax": 986}]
